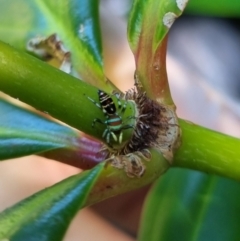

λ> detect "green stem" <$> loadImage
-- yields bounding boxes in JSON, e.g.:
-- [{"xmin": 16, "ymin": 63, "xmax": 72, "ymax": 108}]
[
  {"xmin": 0, "ymin": 41, "xmax": 135, "ymax": 145},
  {"xmin": 1, "ymin": 41, "xmax": 240, "ymax": 180},
  {"xmin": 174, "ymin": 119, "xmax": 240, "ymax": 180}
]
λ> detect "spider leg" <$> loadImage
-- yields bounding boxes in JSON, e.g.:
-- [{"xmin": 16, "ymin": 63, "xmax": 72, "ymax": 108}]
[
  {"xmin": 110, "ymin": 131, "xmax": 118, "ymax": 142},
  {"xmin": 92, "ymin": 118, "xmax": 105, "ymax": 128},
  {"xmin": 112, "ymin": 91, "xmax": 128, "ymax": 114},
  {"xmin": 121, "ymin": 124, "xmax": 135, "ymax": 131},
  {"xmin": 118, "ymin": 131, "xmax": 123, "ymax": 143},
  {"xmin": 119, "ymin": 101, "xmax": 127, "ymax": 114},
  {"xmin": 104, "ymin": 129, "xmax": 110, "ymax": 144},
  {"xmin": 87, "ymin": 96, "xmax": 102, "ymax": 109},
  {"xmin": 122, "ymin": 116, "xmax": 136, "ymax": 125}
]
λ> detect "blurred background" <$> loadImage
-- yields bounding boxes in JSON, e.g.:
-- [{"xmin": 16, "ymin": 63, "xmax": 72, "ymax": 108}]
[{"xmin": 100, "ymin": 0, "xmax": 240, "ymax": 137}]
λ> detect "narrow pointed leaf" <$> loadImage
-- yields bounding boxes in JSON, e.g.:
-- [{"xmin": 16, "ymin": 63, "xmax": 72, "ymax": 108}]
[
  {"xmin": 0, "ymin": 98, "xmax": 79, "ymax": 160},
  {"xmin": 128, "ymin": 0, "xmax": 189, "ymax": 104},
  {"xmin": 0, "ymin": 98, "xmax": 105, "ymax": 168},
  {"xmin": 0, "ymin": 162, "xmax": 104, "ymax": 241},
  {"xmin": 139, "ymin": 168, "xmax": 240, "ymax": 241},
  {"xmin": 0, "ymin": 149, "xmax": 169, "ymax": 240},
  {"xmin": 0, "ymin": 0, "xmax": 116, "ymax": 91}
]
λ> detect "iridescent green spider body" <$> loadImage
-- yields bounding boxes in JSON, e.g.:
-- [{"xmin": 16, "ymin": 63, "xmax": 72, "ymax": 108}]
[{"xmin": 88, "ymin": 90, "xmax": 133, "ymax": 145}]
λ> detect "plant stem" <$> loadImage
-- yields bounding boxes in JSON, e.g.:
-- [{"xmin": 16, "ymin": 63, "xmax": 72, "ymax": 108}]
[
  {"xmin": 1, "ymin": 41, "xmax": 240, "ymax": 180},
  {"xmin": 0, "ymin": 41, "xmax": 136, "ymax": 146},
  {"xmin": 174, "ymin": 119, "xmax": 240, "ymax": 180}
]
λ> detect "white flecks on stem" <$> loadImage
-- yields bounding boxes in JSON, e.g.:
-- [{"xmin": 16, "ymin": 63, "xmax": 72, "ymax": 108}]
[
  {"xmin": 176, "ymin": 0, "xmax": 189, "ymax": 11},
  {"xmin": 163, "ymin": 12, "xmax": 177, "ymax": 29}
]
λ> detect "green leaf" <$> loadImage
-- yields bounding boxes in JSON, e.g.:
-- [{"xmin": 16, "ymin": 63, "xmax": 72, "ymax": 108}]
[
  {"xmin": 0, "ymin": 162, "xmax": 104, "ymax": 240},
  {"xmin": 128, "ymin": 0, "xmax": 188, "ymax": 104},
  {"xmin": 0, "ymin": 149, "xmax": 168, "ymax": 240},
  {"xmin": 139, "ymin": 168, "xmax": 240, "ymax": 241},
  {"xmin": 0, "ymin": 98, "xmax": 105, "ymax": 169},
  {"xmin": 186, "ymin": 0, "xmax": 240, "ymax": 17},
  {"xmin": 0, "ymin": 98, "xmax": 80, "ymax": 160},
  {"xmin": 0, "ymin": 0, "xmax": 116, "ymax": 91}
]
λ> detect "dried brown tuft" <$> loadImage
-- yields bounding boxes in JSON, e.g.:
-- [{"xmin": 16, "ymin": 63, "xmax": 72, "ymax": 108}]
[{"xmin": 106, "ymin": 76, "xmax": 181, "ymax": 163}]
